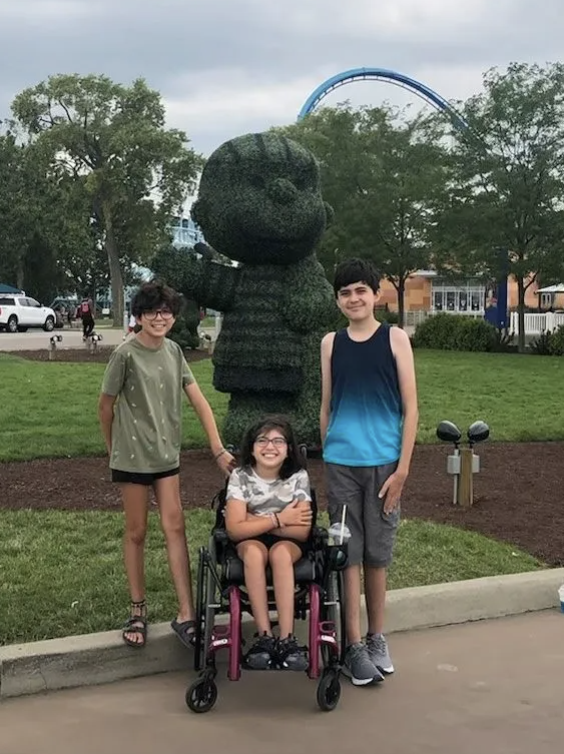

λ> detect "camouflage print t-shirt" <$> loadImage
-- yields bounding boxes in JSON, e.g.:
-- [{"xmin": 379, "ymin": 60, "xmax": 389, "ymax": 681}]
[{"xmin": 226, "ymin": 466, "xmax": 311, "ymax": 516}]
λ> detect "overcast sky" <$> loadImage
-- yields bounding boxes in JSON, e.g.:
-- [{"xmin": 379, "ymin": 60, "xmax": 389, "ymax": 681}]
[{"xmin": 0, "ymin": 0, "xmax": 563, "ymax": 158}]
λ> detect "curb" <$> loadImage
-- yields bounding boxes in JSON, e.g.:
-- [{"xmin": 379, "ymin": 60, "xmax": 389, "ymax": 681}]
[{"xmin": 1, "ymin": 567, "xmax": 563, "ymax": 700}]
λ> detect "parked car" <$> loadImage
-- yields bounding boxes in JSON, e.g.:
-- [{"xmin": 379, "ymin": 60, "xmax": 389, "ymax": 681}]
[{"xmin": 0, "ymin": 295, "xmax": 58, "ymax": 333}]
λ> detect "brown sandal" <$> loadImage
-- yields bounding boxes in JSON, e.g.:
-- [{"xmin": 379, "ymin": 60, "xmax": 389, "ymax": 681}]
[{"xmin": 122, "ymin": 599, "xmax": 148, "ymax": 649}]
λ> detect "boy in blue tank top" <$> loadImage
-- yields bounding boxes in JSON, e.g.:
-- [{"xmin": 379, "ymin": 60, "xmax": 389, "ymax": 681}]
[{"xmin": 320, "ymin": 259, "xmax": 418, "ymax": 686}]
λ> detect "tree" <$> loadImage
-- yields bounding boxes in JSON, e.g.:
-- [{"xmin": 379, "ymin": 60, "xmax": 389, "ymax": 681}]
[
  {"xmin": 11, "ymin": 74, "xmax": 203, "ymax": 324},
  {"xmin": 0, "ymin": 130, "xmax": 50, "ymax": 291},
  {"xmin": 434, "ymin": 62, "xmax": 564, "ymax": 352},
  {"xmin": 278, "ymin": 104, "xmax": 450, "ymax": 326}
]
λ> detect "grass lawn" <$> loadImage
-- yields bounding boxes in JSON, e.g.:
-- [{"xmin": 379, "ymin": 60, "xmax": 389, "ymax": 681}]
[
  {"xmin": 0, "ymin": 350, "xmax": 563, "ymax": 462},
  {"xmin": 0, "ymin": 509, "xmax": 543, "ymax": 646}
]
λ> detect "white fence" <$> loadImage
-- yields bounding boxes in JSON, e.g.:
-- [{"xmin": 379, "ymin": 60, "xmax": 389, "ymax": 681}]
[
  {"xmin": 509, "ymin": 311, "xmax": 564, "ymax": 335},
  {"xmin": 404, "ymin": 309, "xmax": 484, "ymax": 327}
]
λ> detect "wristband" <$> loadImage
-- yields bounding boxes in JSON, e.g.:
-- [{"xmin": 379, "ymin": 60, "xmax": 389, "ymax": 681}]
[
  {"xmin": 213, "ymin": 448, "xmax": 226, "ymax": 461},
  {"xmin": 274, "ymin": 513, "xmax": 283, "ymax": 528}
]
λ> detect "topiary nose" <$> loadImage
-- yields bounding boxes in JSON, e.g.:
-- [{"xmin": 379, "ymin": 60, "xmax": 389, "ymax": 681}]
[{"xmin": 267, "ymin": 178, "xmax": 298, "ymax": 205}]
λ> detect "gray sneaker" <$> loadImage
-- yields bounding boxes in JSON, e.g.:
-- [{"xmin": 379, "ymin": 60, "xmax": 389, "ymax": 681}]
[
  {"xmin": 342, "ymin": 642, "xmax": 384, "ymax": 686},
  {"xmin": 366, "ymin": 633, "xmax": 394, "ymax": 675}
]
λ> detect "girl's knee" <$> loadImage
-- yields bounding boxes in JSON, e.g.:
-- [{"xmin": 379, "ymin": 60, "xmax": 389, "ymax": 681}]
[
  {"xmin": 269, "ymin": 542, "xmax": 297, "ymax": 568},
  {"xmin": 125, "ymin": 525, "xmax": 147, "ymax": 547},
  {"xmin": 239, "ymin": 542, "xmax": 268, "ymax": 567},
  {"xmin": 160, "ymin": 512, "xmax": 186, "ymax": 539}
]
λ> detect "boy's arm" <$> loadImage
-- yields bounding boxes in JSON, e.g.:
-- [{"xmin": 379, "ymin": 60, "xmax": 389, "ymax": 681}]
[
  {"xmin": 98, "ymin": 350, "xmax": 126, "ymax": 454},
  {"xmin": 379, "ymin": 327, "xmax": 419, "ymax": 512},
  {"xmin": 319, "ymin": 332, "xmax": 335, "ymax": 445},
  {"xmin": 98, "ymin": 394, "xmax": 116, "ymax": 454},
  {"xmin": 183, "ymin": 381, "xmax": 236, "ymax": 475}
]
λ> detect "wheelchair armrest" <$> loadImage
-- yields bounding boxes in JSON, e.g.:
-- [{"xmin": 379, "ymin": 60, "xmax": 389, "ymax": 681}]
[
  {"xmin": 213, "ymin": 529, "xmax": 229, "ymax": 545},
  {"xmin": 311, "ymin": 526, "xmax": 329, "ymax": 545}
]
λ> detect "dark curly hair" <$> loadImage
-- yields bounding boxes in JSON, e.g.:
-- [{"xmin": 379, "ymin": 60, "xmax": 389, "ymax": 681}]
[
  {"xmin": 131, "ymin": 281, "xmax": 182, "ymax": 318},
  {"xmin": 333, "ymin": 258, "xmax": 380, "ymax": 296},
  {"xmin": 238, "ymin": 415, "xmax": 305, "ymax": 480}
]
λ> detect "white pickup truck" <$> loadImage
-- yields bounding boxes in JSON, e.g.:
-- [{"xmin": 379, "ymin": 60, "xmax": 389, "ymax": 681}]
[{"xmin": 0, "ymin": 294, "xmax": 57, "ymax": 333}]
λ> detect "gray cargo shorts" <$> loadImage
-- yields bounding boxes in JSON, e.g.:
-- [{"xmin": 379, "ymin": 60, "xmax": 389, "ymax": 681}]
[{"xmin": 325, "ymin": 462, "xmax": 400, "ymax": 568}]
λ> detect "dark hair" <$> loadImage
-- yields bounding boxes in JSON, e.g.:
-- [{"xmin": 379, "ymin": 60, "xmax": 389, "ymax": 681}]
[
  {"xmin": 131, "ymin": 281, "xmax": 182, "ymax": 318},
  {"xmin": 239, "ymin": 416, "xmax": 305, "ymax": 480},
  {"xmin": 333, "ymin": 258, "xmax": 380, "ymax": 296}
]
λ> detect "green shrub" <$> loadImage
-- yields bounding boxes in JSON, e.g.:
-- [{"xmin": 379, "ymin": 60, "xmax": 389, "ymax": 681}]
[
  {"xmin": 376, "ymin": 309, "xmax": 399, "ymax": 325},
  {"xmin": 168, "ymin": 298, "xmax": 201, "ymax": 351},
  {"xmin": 412, "ymin": 313, "xmax": 497, "ymax": 352},
  {"xmin": 530, "ymin": 331, "xmax": 554, "ymax": 355},
  {"xmin": 548, "ymin": 325, "xmax": 564, "ymax": 356}
]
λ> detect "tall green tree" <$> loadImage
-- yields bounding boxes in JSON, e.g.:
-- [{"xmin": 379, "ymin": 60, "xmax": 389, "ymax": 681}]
[
  {"xmin": 278, "ymin": 104, "xmax": 450, "ymax": 326},
  {"xmin": 0, "ymin": 130, "xmax": 51, "ymax": 291},
  {"xmin": 12, "ymin": 74, "xmax": 203, "ymax": 324},
  {"xmin": 434, "ymin": 62, "xmax": 564, "ymax": 351}
]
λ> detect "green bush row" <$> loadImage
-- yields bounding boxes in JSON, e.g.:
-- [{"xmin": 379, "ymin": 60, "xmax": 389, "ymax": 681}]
[
  {"xmin": 411, "ymin": 313, "xmax": 500, "ymax": 352},
  {"xmin": 530, "ymin": 326, "xmax": 564, "ymax": 356}
]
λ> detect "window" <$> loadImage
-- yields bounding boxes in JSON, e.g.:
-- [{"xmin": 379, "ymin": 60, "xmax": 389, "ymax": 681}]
[
  {"xmin": 431, "ymin": 280, "xmax": 485, "ymax": 314},
  {"xmin": 0, "ymin": 297, "xmax": 15, "ymax": 306}
]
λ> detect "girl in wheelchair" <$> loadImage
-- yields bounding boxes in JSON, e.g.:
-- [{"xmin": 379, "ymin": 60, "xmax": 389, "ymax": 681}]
[{"xmin": 225, "ymin": 416, "xmax": 313, "ymax": 672}]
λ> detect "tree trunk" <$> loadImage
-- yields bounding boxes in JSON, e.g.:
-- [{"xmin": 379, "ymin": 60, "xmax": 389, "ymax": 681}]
[
  {"xmin": 397, "ymin": 277, "xmax": 406, "ymax": 329},
  {"xmin": 517, "ymin": 276, "xmax": 526, "ymax": 354},
  {"xmin": 102, "ymin": 203, "xmax": 124, "ymax": 327},
  {"xmin": 16, "ymin": 255, "xmax": 25, "ymax": 291}
]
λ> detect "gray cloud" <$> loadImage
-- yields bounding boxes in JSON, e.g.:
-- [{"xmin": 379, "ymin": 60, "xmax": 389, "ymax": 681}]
[{"xmin": 0, "ymin": 0, "xmax": 563, "ymax": 154}]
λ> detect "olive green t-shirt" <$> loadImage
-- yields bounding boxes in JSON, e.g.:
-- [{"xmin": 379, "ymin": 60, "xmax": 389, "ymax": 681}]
[{"xmin": 101, "ymin": 336, "xmax": 195, "ymax": 473}]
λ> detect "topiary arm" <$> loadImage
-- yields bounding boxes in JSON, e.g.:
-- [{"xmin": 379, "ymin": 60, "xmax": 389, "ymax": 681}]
[
  {"xmin": 282, "ymin": 256, "xmax": 338, "ymax": 333},
  {"xmin": 152, "ymin": 244, "xmax": 239, "ymax": 312}
]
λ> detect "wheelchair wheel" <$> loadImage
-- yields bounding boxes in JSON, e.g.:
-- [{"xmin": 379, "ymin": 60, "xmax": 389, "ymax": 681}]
[
  {"xmin": 316, "ymin": 668, "xmax": 341, "ymax": 712},
  {"xmin": 186, "ymin": 676, "xmax": 218, "ymax": 714},
  {"xmin": 194, "ymin": 548, "xmax": 218, "ymax": 673},
  {"xmin": 321, "ymin": 571, "xmax": 346, "ymax": 668},
  {"xmin": 193, "ymin": 549, "xmax": 206, "ymax": 672}
]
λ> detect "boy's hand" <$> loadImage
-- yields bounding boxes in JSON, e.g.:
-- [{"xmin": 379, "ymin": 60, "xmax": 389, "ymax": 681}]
[
  {"xmin": 215, "ymin": 449, "xmax": 236, "ymax": 476},
  {"xmin": 378, "ymin": 470, "xmax": 407, "ymax": 514}
]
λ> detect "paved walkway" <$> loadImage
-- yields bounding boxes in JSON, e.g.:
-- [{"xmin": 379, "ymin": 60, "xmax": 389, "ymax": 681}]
[
  {"xmin": 0, "ymin": 327, "xmax": 126, "ymax": 351},
  {"xmin": 1, "ymin": 612, "xmax": 563, "ymax": 754},
  {"xmin": 0, "ymin": 326, "xmax": 218, "ymax": 352}
]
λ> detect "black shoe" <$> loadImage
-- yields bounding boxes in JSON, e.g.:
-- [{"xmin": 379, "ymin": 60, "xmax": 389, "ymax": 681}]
[
  {"xmin": 244, "ymin": 633, "xmax": 277, "ymax": 670},
  {"xmin": 276, "ymin": 635, "xmax": 309, "ymax": 671}
]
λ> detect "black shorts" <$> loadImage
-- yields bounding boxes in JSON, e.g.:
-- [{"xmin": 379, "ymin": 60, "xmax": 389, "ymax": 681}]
[
  {"xmin": 239, "ymin": 533, "xmax": 308, "ymax": 558},
  {"xmin": 111, "ymin": 467, "xmax": 180, "ymax": 486}
]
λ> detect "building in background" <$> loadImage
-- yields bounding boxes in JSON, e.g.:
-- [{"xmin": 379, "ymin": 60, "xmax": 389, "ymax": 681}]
[
  {"xmin": 377, "ymin": 270, "xmax": 541, "ymax": 325},
  {"xmin": 170, "ymin": 216, "xmax": 204, "ymax": 249}
]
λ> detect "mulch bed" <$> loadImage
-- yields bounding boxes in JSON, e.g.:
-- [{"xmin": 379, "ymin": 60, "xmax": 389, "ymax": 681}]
[
  {"xmin": 1, "ymin": 441, "xmax": 562, "ymax": 566},
  {"xmin": 7, "ymin": 348, "xmax": 211, "ymax": 364}
]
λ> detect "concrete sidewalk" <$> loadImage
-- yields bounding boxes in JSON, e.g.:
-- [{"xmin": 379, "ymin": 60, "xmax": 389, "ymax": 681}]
[{"xmin": 1, "ymin": 612, "xmax": 563, "ymax": 754}]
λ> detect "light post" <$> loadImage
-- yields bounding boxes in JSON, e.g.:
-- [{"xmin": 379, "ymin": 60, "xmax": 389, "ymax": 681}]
[{"xmin": 436, "ymin": 420, "xmax": 490, "ymax": 507}]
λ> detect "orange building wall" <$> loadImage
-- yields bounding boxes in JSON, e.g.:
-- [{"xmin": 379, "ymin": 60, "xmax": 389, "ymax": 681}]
[
  {"xmin": 379, "ymin": 274, "xmax": 540, "ymax": 312},
  {"xmin": 378, "ymin": 276, "xmax": 432, "ymax": 311}
]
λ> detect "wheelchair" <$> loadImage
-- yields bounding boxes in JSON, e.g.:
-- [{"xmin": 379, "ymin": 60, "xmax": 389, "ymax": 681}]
[{"xmin": 185, "ymin": 471, "xmax": 349, "ymax": 714}]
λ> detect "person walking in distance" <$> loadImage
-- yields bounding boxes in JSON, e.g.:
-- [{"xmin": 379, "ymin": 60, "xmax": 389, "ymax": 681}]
[
  {"xmin": 320, "ymin": 258, "xmax": 419, "ymax": 686},
  {"xmin": 80, "ymin": 296, "xmax": 95, "ymax": 339}
]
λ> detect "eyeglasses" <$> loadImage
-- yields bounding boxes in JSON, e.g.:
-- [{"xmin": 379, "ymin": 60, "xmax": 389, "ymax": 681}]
[
  {"xmin": 143, "ymin": 308, "xmax": 174, "ymax": 321},
  {"xmin": 255, "ymin": 436, "xmax": 287, "ymax": 448}
]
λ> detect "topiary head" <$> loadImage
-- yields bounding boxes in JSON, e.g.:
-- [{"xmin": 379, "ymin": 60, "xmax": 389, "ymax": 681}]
[{"xmin": 191, "ymin": 132, "xmax": 332, "ymax": 265}]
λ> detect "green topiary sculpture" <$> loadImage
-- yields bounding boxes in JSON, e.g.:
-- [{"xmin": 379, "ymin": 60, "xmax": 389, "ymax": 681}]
[{"xmin": 153, "ymin": 131, "xmax": 337, "ymax": 447}]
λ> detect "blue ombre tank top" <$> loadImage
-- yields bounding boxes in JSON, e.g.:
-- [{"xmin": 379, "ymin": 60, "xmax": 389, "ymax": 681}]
[{"xmin": 323, "ymin": 323, "xmax": 403, "ymax": 467}]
